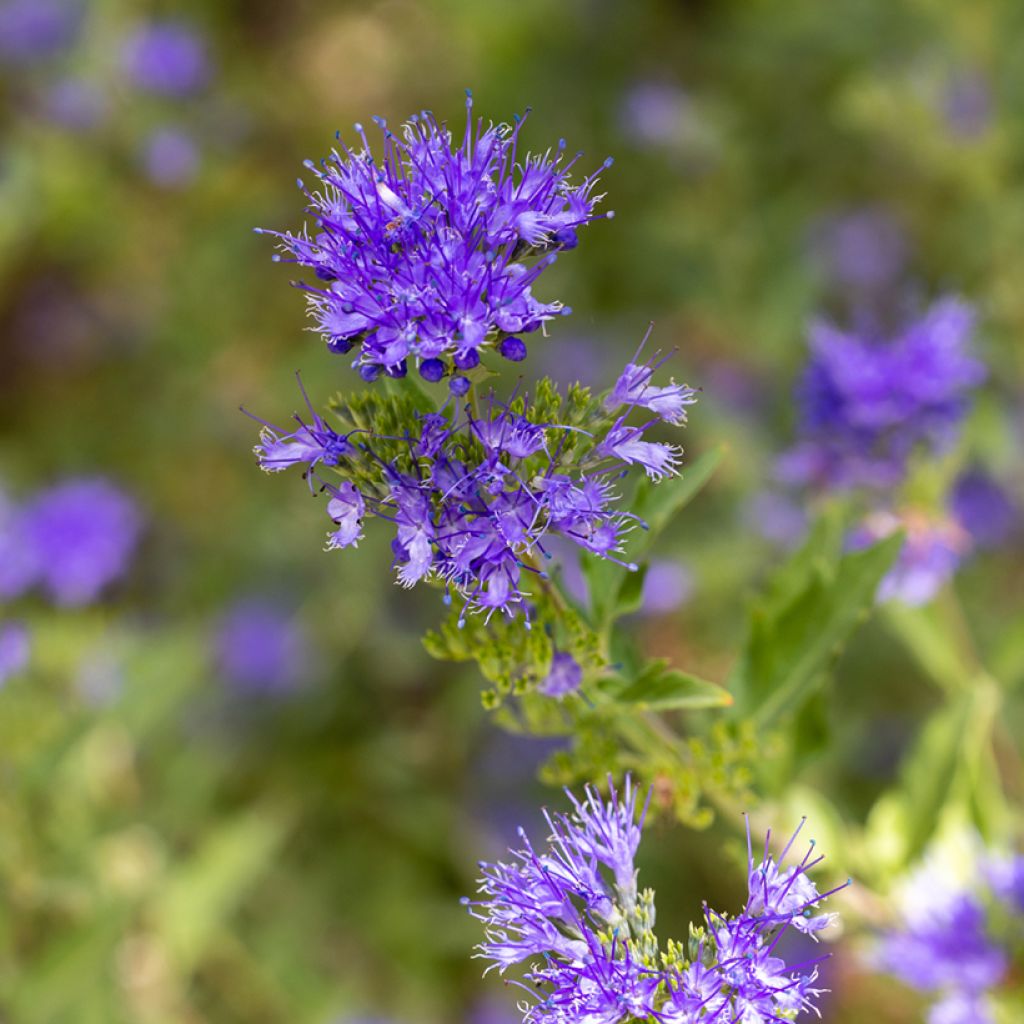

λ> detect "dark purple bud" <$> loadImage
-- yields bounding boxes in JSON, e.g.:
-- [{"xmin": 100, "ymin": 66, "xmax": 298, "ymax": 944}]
[
  {"xmin": 359, "ymin": 363, "xmax": 382, "ymax": 383},
  {"xmin": 499, "ymin": 336, "xmax": 527, "ymax": 362},
  {"xmin": 454, "ymin": 348, "xmax": 480, "ymax": 371},
  {"xmin": 553, "ymin": 228, "xmax": 578, "ymax": 250},
  {"xmin": 419, "ymin": 358, "xmax": 446, "ymax": 382},
  {"xmin": 385, "ymin": 360, "xmax": 408, "ymax": 378},
  {"xmin": 449, "ymin": 376, "xmax": 471, "ymax": 396},
  {"xmin": 328, "ymin": 337, "xmax": 354, "ymax": 354}
]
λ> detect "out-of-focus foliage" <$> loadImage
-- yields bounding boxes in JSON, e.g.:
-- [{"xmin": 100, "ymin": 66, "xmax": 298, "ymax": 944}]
[{"xmin": 1, "ymin": 1, "xmax": 1023, "ymax": 1022}]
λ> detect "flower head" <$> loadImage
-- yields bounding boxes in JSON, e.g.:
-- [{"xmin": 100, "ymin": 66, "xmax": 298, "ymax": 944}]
[
  {"xmin": 120, "ymin": 19, "xmax": 210, "ymax": 96},
  {"xmin": 1, "ymin": 478, "xmax": 141, "ymax": 607},
  {"xmin": 214, "ymin": 598, "xmax": 311, "ymax": 695},
  {"xmin": 537, "ymin": 650, "xmax": 583, "ymax": 697},
  {"xmin": 0, "ymin": 0, "xmax": 80, "ymax": 63},
  {"xmin": 260, "ymin": 93, "xmax": 611, "ymax": 381},
  {"xmin": 780, "ymin": 297, "xmax": 985, "ymax": 490},
  {"xmin": 0, "ymin": 621, "xmax": 30, "ymax": 686},
  {"xmin": 467, "ymin": 782, "xmax": 840, "ymax": 1024},
  {"xmin": 873, "ymin": 838, "xmax": 1018, "ymax": 1024},
  {"xmin": 849, "ymin": 509, "xmax": 971, "ymax": 606},
  {"xmin": 252, "ymin": 344, "xmax": 690, "ymax": 625}
]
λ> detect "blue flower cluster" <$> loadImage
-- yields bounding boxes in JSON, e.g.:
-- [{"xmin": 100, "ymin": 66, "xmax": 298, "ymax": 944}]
[
  {"xmin": 253, "ymin": 97, "xmax": 698, "ymax": 624},
  {"xmin": 0, "ymin": 477, "xmax": 141, "ymax": 607},
  {"xmin": 465, "ymin": 780, "xmax": 842, "ymax": 1023},
  {"xmin": 260, "ymin": 92, "xmax": 612, "ymax": 382},
  {"xmin": 781, "ymin": 297, "xmax": 984, "ymax": 491},
  {"xmin": 779, "ymin": 296, "xmax": 993, "ymax": 605},
  {"xmin": 875, "ymin": 842, "xmax": 1024, "ymax": 1024},
  {"xmin": 254, "ymin": 349, "xmax": 694, "ymax": 624}
]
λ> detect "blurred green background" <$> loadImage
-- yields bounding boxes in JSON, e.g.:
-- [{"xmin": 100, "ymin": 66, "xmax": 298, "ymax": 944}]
[{"xmin": 1, "ymin": 1, "xmax": 1022, "ymax": 1022}]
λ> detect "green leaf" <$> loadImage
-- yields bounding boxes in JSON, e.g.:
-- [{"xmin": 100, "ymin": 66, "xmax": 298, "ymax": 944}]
[
  {"xmin": 384, "ymin": 372, "xmax": 440, "ymax": 413},
  {"xmin": 730, "ymin": 531, "xmax": 902, "ymax": 724},
  {"xmin": 631, "ymin": 444, "xmax": 725, "ymax": 540},
  {"xmin": 602, "ymin": 660, "xmax": 733, "ymax": 711},
  {"xmin": 153, "ymin": 807, "xmax": 292, "ymax": 972}
]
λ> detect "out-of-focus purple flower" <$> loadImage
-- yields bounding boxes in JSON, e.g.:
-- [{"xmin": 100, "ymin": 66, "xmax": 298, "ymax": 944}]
[
  {"xmin": 983, "ymin": 854, "xmax": 1024, "ymax": 913},
  {"xmin": 20, "ymin": 478, "xmax": 141, "ymax": 606},
  {"xmin": 640, "ymin": 559, "xmax": 693, "ymax": 614},
  {"xmin": 874, "ymin": 842, "xmax": 1011, "ymax": 1024},
  {"xmin": 466, "ymin": 783, "xmax": 840, "ymax": 1024},
  {"xmin": 929, "ymin": 992, "xmax": 996, "ymax": 1024},
  {"xmin": 781, "ymin": 298, "xmax": 985, "ymax": 490},
  {"xmin": 44, "ymin": 77, "xmax": 107, "ymax": 131},
  {"xmin": 142, "ymin": 127, "xmax": 200, "ymax": 189},
  {"xmin": 943, "ymin": 71, "xmax": 993, "ymax": 139},
  {"xmin": 849, "ymin": 510, "xmax": 970, "ymax": 606},
  {"xmin": 744, "ymin": 489, "xmax": 808, "ymax": 549},
  {"xmin": 0, "ymin": 490, "xmax": 38, "ymax": 600},
  {"xmin": 0, "ymin": 621, "xmax": 30, "ymax": 685},
  {"xmin": 215, "ymin": 599, "xmax": 310, "ymax": 695},
  {"xmin": 260, "ymin": 93, "xmax": 611, "ymax": 380},
  {"xmin": 617, "ymin": 80, "xmax": 719, "ymax": 169},
  {"xmin": 120, "ymin": 20, "xmax": 210, "ymax": 96},
  {"xmin": 536, "ymin": 650, "xmax": 582, "ymax": 697},
  {"xmin": 618, "ymin": 80, "xmax": 692, "ymax": 147},
  {"xmin": 810, "ymin": 206, "xmax": 908, "ymax": 293},
  {"xmin": 0, "ymin": 0, "xmax": 80, "ymax": 63},
  {"xmin": 950, "ymin": 468, "xmax": 1017, "ymax": 549},
  {"xmin": 468, "ymin": 997, "xmax": 519, "ymax": 1024}
]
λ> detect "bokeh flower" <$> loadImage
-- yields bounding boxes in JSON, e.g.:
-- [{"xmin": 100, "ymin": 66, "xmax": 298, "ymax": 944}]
[
  {"xmin": 781, "ymin": 297, "xmax": 985, "ymax": 490},
  {"xmin": 849, "ymin": 510, "xmax": 970, "ymax": 606},
  {"xmin": 214, "ymin": 598, "xmax": 311, "ymax": 695},
  {"xmin": 0, "ymin": 621, "xmax": 30, "ymax": 686},
  {"xmin": 950, "ymin": 468, "xmax": 1017, "ymax": 550},
  {"xmin": 0, "ymin": 478, "xmax": 141, "ymax": 606},
  {"xmin": 142, "ymin": 127, "xmax": 200, "ymax": 189},
  {"xmin": 22, "ymin": 478, "xmax": 141, "ymax": 606},
  {"xmin": 873, "ymin": 839, "xmax": 1021, "ymax": 1024},
  {"xmin": 120, "ymin": 19, "xmax": 211, "ymax": 97},
  {"xmin": 0, "ymin": 0, "xmax": 80, "ymax": 64}
]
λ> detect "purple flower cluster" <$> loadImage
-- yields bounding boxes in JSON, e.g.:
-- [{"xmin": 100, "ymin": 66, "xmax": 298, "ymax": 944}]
[
  {"xmin": 0, "ymin": 0, "xmax": 80, "ymax": 63},
  {"xmin": 120, "ymin": 19, "xmax": 210, "ymax": 97},
  {"xmin": 875, "ymin": 845, "xmax": 1023, "ymax": 1024},
  {"xmin": 253, "ymin": 348, "xmax": 693, "ymax": 623},
  {"xmin": 214, "ymin": 598, "xmax": 311, "ymax": 696},
  {"xmin": 780, "ymin": 297, "xmax": 985, "ymax": 491},
  {"xmin": 849, "ymin": 510, "xmax": 971, "ymax": 607},
  {"xmin": 0, "ymin": 620, "xmax": 30, "ymax": 685},
  {"xmin": 0, "ymin": 478, "xmax": 141, "ymax": 607},
  {"xmin": 260, "ymin": 93, "xmax": 612, "ymax": 382},
  {"xmin": 465, "ymin": 780, "xmax": 841, "ymax": 1024}
]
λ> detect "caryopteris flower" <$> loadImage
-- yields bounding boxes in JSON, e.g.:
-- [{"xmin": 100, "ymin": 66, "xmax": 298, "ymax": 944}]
[
  {"xmin": 0, "ymin": 621, "xmax": 30, "ymax": 686},
  {"xmin": 120, "ymin": 19, "xmax": 211, "ymax": 97},
  {"xmin": 259, "ymin": 92, "xmax": 612, "ymax": 382},
  {"xmin": 0, "ymin": 477, "xmax": 141, "ymax": 607},
  {"xmin": 214, "ymin": 598, "xmax": 311, "ymax": 695},
  {"xmin": 848, "ymin": 509, "xmax": 970, "ymax": 607},
  {"xmin": 251, "ymin": 344, "xmax": 689, "ymax": 625},
  {"xmin": 780, "ymin": 297, "xmax": 985, "ymax": 490},
  {"xmin": 873, "ymin": 838, "xmax": 1022, "ymax": 1024},
  {"xmin": 465, "ymin": 779, "xmax": 842, "ymax": 1024}
]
